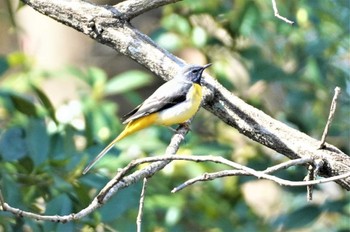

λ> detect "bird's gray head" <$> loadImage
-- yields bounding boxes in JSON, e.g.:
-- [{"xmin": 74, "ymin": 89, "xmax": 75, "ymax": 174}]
[{"xmin": 179, "ymin": 63, "xmax": 211, "ymax": 84}]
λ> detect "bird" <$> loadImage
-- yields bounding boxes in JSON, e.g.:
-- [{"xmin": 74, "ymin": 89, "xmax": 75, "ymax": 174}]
[{"xmin": 82, "ymin": 63, "xmax": 211, "ymax": 174}]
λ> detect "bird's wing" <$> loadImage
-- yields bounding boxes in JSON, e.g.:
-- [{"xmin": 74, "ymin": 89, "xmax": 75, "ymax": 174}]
[{"xmin": 122, "ymin": 80, "xmax": 192, "ymax": 124}]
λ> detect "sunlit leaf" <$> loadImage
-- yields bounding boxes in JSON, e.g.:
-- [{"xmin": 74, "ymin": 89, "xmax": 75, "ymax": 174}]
[
  {"xmin": 192, "ymin": 26, "xmax": 207, "ymax": 47},
  {"xmin": 105, "ymin": 70, "xmax": 153, "ymax": 95},
  {"xmin": 7, "ymin": 52, "xmax": 32, "ymax": 69},
  {"xmin": 155, "ymin": 32, "xmax": 183, "ymax": 51},
  {"xmin": 87, "ymin": 67, "xmax": 107, "ymax": 87},
  {"xmin": 161, "ymin": 14, "xmax": 191, "ymax": 35}
]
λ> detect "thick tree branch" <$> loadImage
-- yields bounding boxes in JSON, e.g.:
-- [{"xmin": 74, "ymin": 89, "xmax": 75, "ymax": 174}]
[{"xmin": 19, "ymin": 0, "xmax": 350, "ymax": 190}]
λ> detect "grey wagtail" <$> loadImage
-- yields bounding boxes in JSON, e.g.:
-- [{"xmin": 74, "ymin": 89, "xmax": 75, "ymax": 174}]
[{"xmin": 83, "ymin": 63, "xmax": 211, "ymax": 174}]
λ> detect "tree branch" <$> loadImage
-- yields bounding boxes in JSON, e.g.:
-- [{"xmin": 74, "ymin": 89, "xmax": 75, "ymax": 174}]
[
  {"xmin": 124, "ymin": 155, "xmax": 350, "ymax": 189},
  {"xmin": 115, "ymin": 0, "xmax": 182, "ymax": 20},
  {"xmin": 319, "ymin": 87, "xmax": 341, "ymax": 148},
  {"xmin": 2, "ymin": 154, "xmax": 349, "ymax": 222},
  {"xmin": 271, "ymin": 0, "xmax": 294, "ymax": 24},
  {"xmin": 19, "ymin": 0, "xmax": 350, "ymax": 190},
  {"xmin": 136, "ymin": 178, "xmax": 148, "ymax": 232}
]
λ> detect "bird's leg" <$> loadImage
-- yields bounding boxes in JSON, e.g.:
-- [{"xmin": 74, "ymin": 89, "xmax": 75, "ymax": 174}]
[
  {"xmin": 177, "ymin": 122, "xmax": 191, "ymax": 131},
  {"xmin": 175, "ymin": 122, "xmax": 191, "ymax": 140},
  {"xmin": 166, "ymin": 126, "xmax": 178, "ymax": 133},
  {"xmin": 165, "ymin": 122, "xmax": 191, "ymax": 138}
]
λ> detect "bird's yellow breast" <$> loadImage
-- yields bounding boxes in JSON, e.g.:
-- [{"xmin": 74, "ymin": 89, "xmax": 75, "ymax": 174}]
[{"xmin": 156, "ymin": 83, "xmax": 202, "ymax": 126}]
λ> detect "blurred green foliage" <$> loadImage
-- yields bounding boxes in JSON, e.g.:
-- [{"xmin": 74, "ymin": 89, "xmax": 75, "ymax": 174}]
[{"xmin": 1, "ymin": 0, "xmax": 349, "ymax": 232}]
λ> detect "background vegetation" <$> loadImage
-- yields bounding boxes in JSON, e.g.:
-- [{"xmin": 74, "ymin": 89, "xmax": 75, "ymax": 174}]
[{"xmin": 0, "ymin": 0, "xmax": 349, "ymax": 231}]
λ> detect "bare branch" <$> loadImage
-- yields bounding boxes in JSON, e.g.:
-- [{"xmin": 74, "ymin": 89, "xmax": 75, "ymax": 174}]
[
  {"xmin": 136, "ymin": 178, "xmax": 148, "ymax": 232},
  {"xmin": 115, "ymin": 0, "xmax": 182, "ymax": 20},
  {"xmin": 98, "ymin": 154, "xmax": 349, "ymax": 191},
  {"xmin": 271, "ymin": 0, "xmax": 294, "ymax": 24},
  {"xmin": 263, "ymin": 157, "xmax": 313, "ymax": 173},
  {"xmin": 0, "ymin": 196, "xmax": 80, "ymax": 222},
  {"xmin": 172, "ymin": 168, "xmax": 350, "ymax": 193},
  {"xmin": 305, "ymin": 165, "xmax": 315, "ymax": 201},
  {"xmin": 173, "ymin": 157, "xmax": 314, "ymax": 192},
  {"xmin": 319, "ymin": 87, "xmax": 341, "ymax": 148},
  {"xmin": 2, "ymin": 152, "xmax": 350, "ymax": 221}
]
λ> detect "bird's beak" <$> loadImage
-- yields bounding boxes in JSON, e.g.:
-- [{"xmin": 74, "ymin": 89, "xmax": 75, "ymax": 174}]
[{"xmin": 202, "ymin": 63, "xmax": 212, "ymax": 69}]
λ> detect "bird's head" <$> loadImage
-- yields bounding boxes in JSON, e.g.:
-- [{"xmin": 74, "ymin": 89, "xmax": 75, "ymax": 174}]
[{"xmin": 180, "ymin": 63, "xmax": 211, "ymax": 84}]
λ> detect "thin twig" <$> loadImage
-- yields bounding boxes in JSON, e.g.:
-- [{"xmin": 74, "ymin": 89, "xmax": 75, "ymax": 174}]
[
  {"xmin": 306, "ymin": 159, "xmax": 325, "ymax": 201},
  {"xmin": 319, "ymin": 87, "xmax": 341, "ymax": 149},
  {"xmin": 93, "ymin": 154, "xmax": 348, "ymax": 192},
  {"xmin": 172, "ymin": 169, "xmax": 350, "ymax": 193},
  {"xmin": 263, "ymin": 157, "xmax": 313, "ymax": 173},
  {"xmin": 136, "ymin": 178, "xmax": 148, "ymax": 232},
  {"xmin": 305, "ymin": 165, "xmax": 314, "ymax": 201},
  {"xmin": 173, "ymin": 157, "xmax": 312, "ymax": 192},
  {"xmin": 0, "ymin": 190, "xmax": 5, "ymax": 210},
  {"xmin": 1, "ymin": 153, "xmax": 350, "ymax": 222},
  {"xmin": 271, "ymin": 0, "xmax": 294, "ymax": 24}
]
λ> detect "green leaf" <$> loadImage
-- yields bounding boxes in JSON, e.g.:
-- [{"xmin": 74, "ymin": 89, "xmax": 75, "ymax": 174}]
[
  {"xmin": 9, "ymin": 93, "xmax": 37, "ymax": 117},
  {"xmin": 99, "ymin": 181, "xmax": 141, "ymax": 222},
  {"xmin": 0, "ymin": 171, "xmax": 24, "ymax": 209},
  {"xmin": 31, "ymin": 84, "xmax": 58, "ymax": 124},
  {"xmin": 26, "ymin": 118, "xmax": 50, "ymax": 166},
  {"xmin": 80, "ymin": 173, "xmax": 110, "ymax": 190},
  {"xmin": 273, "ymin": 205, "xmax": 322, "ymax": 230},
  {"xmin": 239, "ymin": 3, "xmax": 260, "ymax": 36},
  {"xmin": 0, "ymin": 127, "xmax": 27, "ymax": 160},
  {"xmin": 44, "ymin": 194, "xmax": 74, "ymax": 232},
  {"xmin": 190, "ymin": 141, "xmax": 233, "ymax": 156},
  {"xmin": 161, "ymin": 14, "xmax": 191, "ymax": 35},
  {"xmin": 155, "ymin": 32, "xmax": 183, "ymax": 51},
  {"xmin": 105, "ymin": 70, "xmax": 153, "ymax": 95},
  {"xmin": 192, "ymin": 26, "xmax": 208, "ymax": 47},
  {"xmin": 7, "ymin": 52, "xmax": 30, "ymax": 67},
  {"xmin": 86, "ymin": 67, "xmax": 107, "ymax": 87},
  {"xmin": 0, "ymin": 56, "xmax": 9, "ymax": 76}
]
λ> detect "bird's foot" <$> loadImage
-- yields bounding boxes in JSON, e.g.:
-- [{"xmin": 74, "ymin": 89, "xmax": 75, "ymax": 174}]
[
  {"xmin": 177, "ymin": 122, "xmax": 191, "ymax": 131},
  {"xmin": 167, "ymin": 126, "xmax": 178, "ymax": 133}
]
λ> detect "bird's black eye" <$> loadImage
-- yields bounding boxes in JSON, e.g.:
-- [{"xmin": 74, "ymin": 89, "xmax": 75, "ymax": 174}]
[{"xmin": 191, "ymin": 69, "xmax": 198, "ymax": 74}]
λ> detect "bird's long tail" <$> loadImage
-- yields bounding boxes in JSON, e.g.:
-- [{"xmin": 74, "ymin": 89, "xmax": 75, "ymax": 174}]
[{"xmin": 82, "ymin": 113, "xmax": 158, "ymax": 174}]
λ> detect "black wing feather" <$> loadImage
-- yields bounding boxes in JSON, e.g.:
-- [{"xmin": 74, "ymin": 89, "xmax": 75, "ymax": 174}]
[
  {"xmin": 121, "ymin": 104, "xmax": 142, "ymax": 122},
  {"xmin": 122, "ymin": 80, "xmax": 191, "ymax": 124}
]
